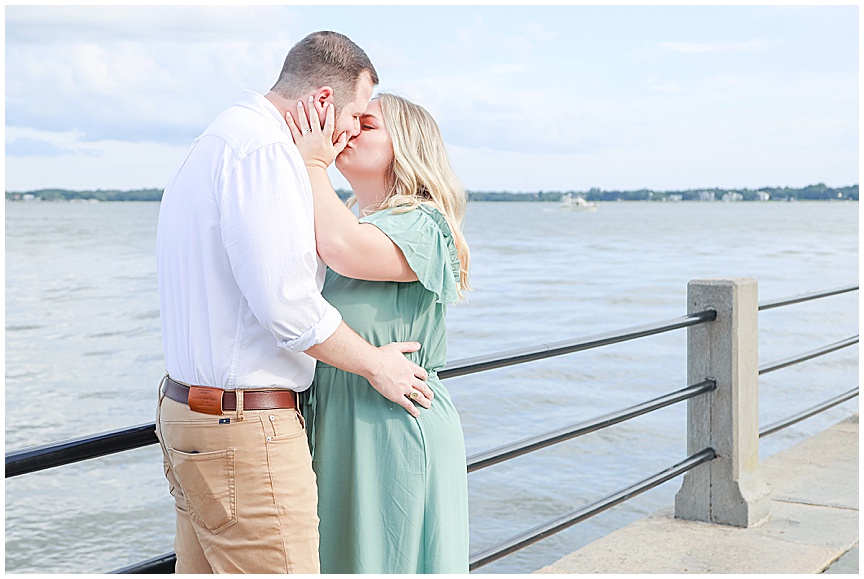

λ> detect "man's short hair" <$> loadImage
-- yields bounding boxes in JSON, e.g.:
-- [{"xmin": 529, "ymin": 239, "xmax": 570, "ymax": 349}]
[{"xmin": 272, "ymin": 31, "xmax": 378, "ymax": 114}]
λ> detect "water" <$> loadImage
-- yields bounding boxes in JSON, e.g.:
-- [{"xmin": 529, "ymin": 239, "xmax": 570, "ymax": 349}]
[{"xmin": 5, "ymin": 200, "xmax": 859, "ymax": 574}]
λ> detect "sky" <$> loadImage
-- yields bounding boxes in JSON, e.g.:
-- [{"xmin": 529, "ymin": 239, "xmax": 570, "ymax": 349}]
[{"xmin": 3, "ymin": 3, "xmax": 859, "ymax": 193}]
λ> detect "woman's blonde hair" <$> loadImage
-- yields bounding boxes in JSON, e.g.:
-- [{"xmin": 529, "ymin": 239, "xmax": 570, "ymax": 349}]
[{"xmin": 352, "ymin": 92, "xmax": 471, "ymax": 296}]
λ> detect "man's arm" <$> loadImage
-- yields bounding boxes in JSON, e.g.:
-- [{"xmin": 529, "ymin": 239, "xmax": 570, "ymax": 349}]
[{"xmin": 305, "ymin": 322, "xmax": 432, "ymax": 418}]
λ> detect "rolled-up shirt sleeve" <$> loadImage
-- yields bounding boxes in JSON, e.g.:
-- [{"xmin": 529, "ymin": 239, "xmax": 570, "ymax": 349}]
[{"xmin": 218, "ymin": 142, "xmax": 341, "ymax": 352}]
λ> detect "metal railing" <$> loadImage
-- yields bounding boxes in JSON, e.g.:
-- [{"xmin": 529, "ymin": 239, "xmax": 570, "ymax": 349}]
[
  {"xmin": 5, "ymin": 423, "xmax": 158, "ymax": 479},
  {"xmin": 754, "ymin": 284, "xmax": 859, "ymax": 440},
  {"xmin": 469, "ymin": 448, "xmax": 718, "ymax": 570},
  {"xmin": 757, "ymin": 284, "xmax": 858, "ymax": 311},
  {"xmin": 5, "ymin": 284, "xmax": 858, "ymax": 574},
  {"xmin": 758, "ymin": 336, "xmax": 859, "ymax": 376},
  {"xmin": 760, "ymin": 386, "xmax": 859, "ymax": 438},
  {"xmin": 467, "ymin": 379, "xmax": 716, "ymax": 472},
  {"xmin": 6, "ymin": 311, "xmax": 718, "ymax": 478}
]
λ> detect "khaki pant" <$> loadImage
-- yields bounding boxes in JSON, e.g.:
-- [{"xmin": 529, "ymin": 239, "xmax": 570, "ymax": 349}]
[{"xmin": 155, "ymin": 384, "xmax": 320, "ymax": 573}]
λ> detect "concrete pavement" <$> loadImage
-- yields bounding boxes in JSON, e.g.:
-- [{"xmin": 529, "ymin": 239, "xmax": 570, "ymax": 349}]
[{"xmin": 536, "ymin": 414, "xmax": 858, "ymax": 574}]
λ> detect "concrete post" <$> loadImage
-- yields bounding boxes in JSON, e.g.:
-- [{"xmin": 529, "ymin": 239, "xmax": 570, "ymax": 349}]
[{"xmin": 674, "ymin": 278, "xmax": 770, "ymax": 527}]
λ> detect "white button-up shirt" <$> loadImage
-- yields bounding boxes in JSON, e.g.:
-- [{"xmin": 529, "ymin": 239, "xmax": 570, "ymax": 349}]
[{"xmin": 157, "ymin": 90, "xmax": 342, "ymax": 391}]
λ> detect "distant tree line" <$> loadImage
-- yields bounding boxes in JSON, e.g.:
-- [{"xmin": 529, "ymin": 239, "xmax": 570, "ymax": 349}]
[
  {"xmin": 6, "ymin": 183, "xmax": 858, "ymax": 202},
  {"xmin": 5, "ymin": 188, "xmax": 164, "ymax": 202},
  {"xmin": 467, "ymin": 183, "xmax": 858, "ymax": 202},
  {"xmin": 4, "ymin": 187, "xmax": 355, "ymax": 203}
]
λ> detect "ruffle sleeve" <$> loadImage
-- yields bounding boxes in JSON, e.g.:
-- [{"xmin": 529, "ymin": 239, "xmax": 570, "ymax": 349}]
[{"xmin": 360, "ymin": 204, "xmax": 461, "ymax": 305}]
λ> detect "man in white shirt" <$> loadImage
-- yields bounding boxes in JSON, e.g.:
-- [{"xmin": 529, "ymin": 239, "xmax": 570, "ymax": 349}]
[{"xmin": 155, "ymin": 31, "xmax": 434, "ymax": 573}]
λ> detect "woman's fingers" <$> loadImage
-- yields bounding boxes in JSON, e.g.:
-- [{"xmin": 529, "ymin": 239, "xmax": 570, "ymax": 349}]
[
  {"xmin": 287, "ymin": 99, "xmax": 342, "ymax": 169},
  {"xmin": 285, "ymin": 111, "xmax": 300, "ymax": 140},
  {"xmin": 322, "ymin": 102, "xmax": 336, "ymax": 134},
  {"xmin": 296, "ymin": 100, "xmax": 312, "ymax": 133},
  {"xmin": 333, "ymin": 130, "xmax": 348, "ymax": 155},
  {"xmin": 307, "ymin": 96, "xmax": 323, "ymax": 132},
  {"xmin": 289, "ymin": 98, "xmax": 336, "ymax": 140}
]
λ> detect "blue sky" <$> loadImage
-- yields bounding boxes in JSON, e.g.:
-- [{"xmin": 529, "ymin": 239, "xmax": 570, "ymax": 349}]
[{"xmin": 4, "ymin": 4, "xmax": 859, "ymax": 193}]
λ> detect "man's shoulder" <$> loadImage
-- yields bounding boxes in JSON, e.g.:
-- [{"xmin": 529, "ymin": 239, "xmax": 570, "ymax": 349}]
[{"xmin": 203, "ymin": 92, "xmax": 292, "ymax": 157}]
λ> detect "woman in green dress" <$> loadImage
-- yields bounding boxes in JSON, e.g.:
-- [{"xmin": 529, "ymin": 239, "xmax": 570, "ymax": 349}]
[{"xmin": 288, "ymin": 93, "xmax": 471, "ymax": 573}]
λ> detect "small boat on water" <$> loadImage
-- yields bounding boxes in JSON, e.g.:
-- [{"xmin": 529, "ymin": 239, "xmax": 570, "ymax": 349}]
[{"xmin": 560, "ymin": 193, "xmax": 598, "ymax": 211}]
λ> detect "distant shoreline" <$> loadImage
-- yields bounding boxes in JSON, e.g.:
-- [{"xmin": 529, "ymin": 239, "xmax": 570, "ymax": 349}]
[{"xmin": 5, "ymin": 183, "xmax": 859, "ymax": 203}]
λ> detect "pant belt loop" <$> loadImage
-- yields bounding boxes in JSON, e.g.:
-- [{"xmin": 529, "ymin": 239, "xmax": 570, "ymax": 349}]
[
  {"xmin": 235, "ymin": 389, "xmax": 244, "ymax": 422},
  {"xmin": 158, "ymin": 373, "xmax": 168, "ymax": 403},
  {"xmin": 155, "ymin": 374, "xmax": 169, "ymax": 449}
]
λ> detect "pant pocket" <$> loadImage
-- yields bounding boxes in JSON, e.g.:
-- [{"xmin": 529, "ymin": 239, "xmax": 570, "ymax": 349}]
[
  {"xmin": 167, "ymin": 447, "xmax": 237, "ymax": 534},
  {"xmin": 264, "ymin": 409, "xmax": 306, "ymax": 440}
]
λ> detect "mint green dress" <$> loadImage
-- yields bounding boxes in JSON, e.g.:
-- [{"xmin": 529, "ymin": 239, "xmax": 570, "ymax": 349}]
[{"xmin": 300, "ymin": 204, "xmax": 469, "ymax": 574}]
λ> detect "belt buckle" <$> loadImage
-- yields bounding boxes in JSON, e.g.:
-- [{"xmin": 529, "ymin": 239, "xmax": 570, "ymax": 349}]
[{"xmin": 188, "ymin": 385, "xmax": 224, "ymax": 415}]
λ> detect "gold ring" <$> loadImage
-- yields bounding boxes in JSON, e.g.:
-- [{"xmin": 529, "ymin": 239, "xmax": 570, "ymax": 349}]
[{"xmin": 409, "ymin": 390, "xmax": 419, "ymax": 400}]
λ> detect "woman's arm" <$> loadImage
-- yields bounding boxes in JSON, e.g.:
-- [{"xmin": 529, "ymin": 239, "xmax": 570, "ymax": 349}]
[
  {"xmin": 306, "ymin": 165, "xmax": 417, "ymax": 282},
  {"xmin": 286, "ymin": 100, "xmax": 418, "ymax": 283}
]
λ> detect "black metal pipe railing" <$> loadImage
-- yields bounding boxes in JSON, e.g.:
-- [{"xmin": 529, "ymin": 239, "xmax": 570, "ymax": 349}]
[
  {"xmin": 439, "ymin": 311, "xmax": 716, "ymax": 379},
  {"xmin": 760, "ymin": 387, "xmax": 859, "ymax": 438},
  {"xmin": 5, "ymin": 423, "xmax": 159, "ymax": 478},
  {"xmin": 758, "ymin": 335, "xmax": 858, "ymax": 376},
  {"xmin": 758, "ymin": 284, "xmax": 858, "ymax": 311},
  {"xmin": 112, "ymin": 374, "xmax": 856, "ymax": 575},
  {"xmin": 112, "ymin": 552, "xmax": 176, "ymax": 574},
  {"xmin": 6, "ymin": 284, "xmax": 858, "ymax": 573},
  {"xmin": 9, "ymin": 283, "xmax": 856, "ymax": 479},
  {"xmin": 15, "ymin": 323, "xmax": 854, "ymax": 479},
  {"xmin": 468, "ymin": 380, "xmax": 716, "ymax": 472},
  {"xmin": 6, "ymin": 311, "xmax": 717, "ymax": 480},
  {"xmin": 112, "ymin": 428, "xmax": 721, "ymax": 574},
  {"xmin": 468, "ymin": 447, "xmax": 717, "ymax": 571}
]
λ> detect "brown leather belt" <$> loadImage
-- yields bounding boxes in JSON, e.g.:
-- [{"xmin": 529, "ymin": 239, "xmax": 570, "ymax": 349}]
[{"xmin": 163, "ymin": 376, "xmax": 296, "ymax": 416}]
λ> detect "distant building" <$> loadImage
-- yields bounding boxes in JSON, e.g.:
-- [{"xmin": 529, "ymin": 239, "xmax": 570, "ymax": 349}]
[
  {"xmin": 698, "ymin": 191, "xmax": 715, "ymax": 201},
  {"xmin": 757, "ymin": 191, "xmax": 771, "ymax": 201},
  {"xmin": 722, "ymin": 192, "xmax": 744, "ymax": 202},
  {"xmin": 666, "ymin": 194, "xmax": 683, "ymax": 202}
]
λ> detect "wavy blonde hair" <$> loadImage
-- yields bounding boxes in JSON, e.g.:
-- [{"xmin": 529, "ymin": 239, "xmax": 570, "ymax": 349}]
[{"xmin": 351, "ymin": 92, "xmax": 471, "ymax": 296}]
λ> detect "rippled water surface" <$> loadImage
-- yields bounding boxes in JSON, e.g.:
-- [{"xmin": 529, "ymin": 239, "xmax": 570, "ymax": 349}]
[{"xmin": 5, "ymin": 200, "xmax": 859, "ymax": 573}]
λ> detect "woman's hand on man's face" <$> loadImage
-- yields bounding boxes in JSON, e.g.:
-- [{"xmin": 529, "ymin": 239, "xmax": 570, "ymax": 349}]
[{"xmin": 286, "ymin": 97, "xmax": 348, "ymax": 171}]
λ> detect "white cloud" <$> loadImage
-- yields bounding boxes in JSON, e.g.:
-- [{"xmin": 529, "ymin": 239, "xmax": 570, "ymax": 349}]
[
  {"xmin": 4, "ymin": 5, "xmax": 858, "ymax": 191},
  {"xmin": 5, "ymin": 29, "xmax": 291, "ymax": 145},
  {"xmin": 5, "ymin": 127, "xmax": 101, "ymax": 157},
  {"xmin": 5, "ymin": 5, "xmax": 301, "ymax": 44},
  {"xmin": 5, "ymin": 139, "xmax": 191, "ymax": 191},
  {"xmin": 438, "ymin": 14, "xmax": 545, "ymax": 63},
  {"xmin": 650, "ymin": 82, "xmax": 687, "ymax": 93},
  {"xmin": 658, "ymin": 39, "xmax": 776, "ymax": 54},
  {"xmin": 363, "ymin": 40, "xmax": 419, "ymax": 71},
  {"xmin": 521, "ymin": 21, "xmax": 558, "ymax": 43}
]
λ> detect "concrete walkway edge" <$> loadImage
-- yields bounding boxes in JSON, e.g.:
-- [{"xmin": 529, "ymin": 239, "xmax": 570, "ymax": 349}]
[{"xmin": 536, "ymin": 414, "xmax": 859, "ymax": 574}]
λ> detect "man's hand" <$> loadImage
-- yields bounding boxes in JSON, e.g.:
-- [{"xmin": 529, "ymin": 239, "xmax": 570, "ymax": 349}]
[
  {"xmin": 286, "ymin": 97, "xmax": 347, "ymax": 171},
  {"xmin": 305, "ymin": 323, "xmax": 433, "ymax": 418},
  {"xmin": 366, "ymin": 342, "xmax": 434, "ymax": 418}
]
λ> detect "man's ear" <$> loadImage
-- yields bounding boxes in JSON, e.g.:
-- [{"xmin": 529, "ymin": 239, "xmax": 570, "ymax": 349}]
[{"xmin": 313, "ymin": 86, "xmax": 334, "ymax": 121}]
